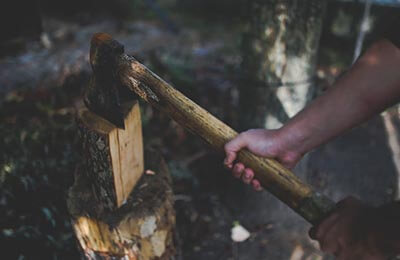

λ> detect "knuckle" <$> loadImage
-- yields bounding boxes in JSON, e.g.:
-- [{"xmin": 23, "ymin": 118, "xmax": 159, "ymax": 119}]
[
  {"xmin": 224, "ymin": 142, "xmax": 232, "ymax": 152},
  {"xmin": 241, "ymin": 130, "xmax": 254, "ymax": 139},
  {"xmin": 234, "ymin": 163, "xmax": 243, "ymax": 172},
  {"xmin": 238, "ymin": 132, "xmax": 248, "ymax": 140},
  {"xmin": 244, "ymin": 168, "xmax": 252, "ymax": 176},
  {"xmin": 245, "ymin": 129, "xmax": 255, "ymax": 134},
  {"xmin": 224, "ymin": 143, "xmax": 229, "ymax": 151}
]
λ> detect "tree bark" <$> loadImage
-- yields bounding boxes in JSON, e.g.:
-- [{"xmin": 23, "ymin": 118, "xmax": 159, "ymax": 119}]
[
  {"xmin": 240, "ymin": 0, "xmax": 326, "ymax": 129},
  {"xmin": 67, "ymin": 149, "xmax": 175, "ymax": 260}
]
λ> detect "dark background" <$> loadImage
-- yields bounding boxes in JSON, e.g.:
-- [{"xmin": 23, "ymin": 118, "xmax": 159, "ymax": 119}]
[{"xmin": 1, "ymin": 0, "xmax": 400, "ymax": 259}]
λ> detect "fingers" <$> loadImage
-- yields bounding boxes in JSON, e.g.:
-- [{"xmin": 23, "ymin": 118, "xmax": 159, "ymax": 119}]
[
  {"xmin": 321, "ymin": 221, "xmax": 342, "ymax": 254},
  {"xmin": 232, "ymin": 163, "xmax": 245, "ymax": 178},
  {"xmin": 231, "ymin": 165, "xmax": 262, "ymax": 191},
  {"xmin": 224, "ymin": 151, "xmax": 236, "ymax": 169},
  {"xmin": 224, "ymin": 132, "xmax": 264, "ymax": 192},
  {"xmin": 311, "ymin": 196, "xmax": 368, "ymax": 257},
  {"xmin": 242, "ymin": 168, "xmax": 254, "ymax": 184},
  {"xmin": 252, "ymin": 179, "xmax": 262, "ymax": 191},
  {"xmin": 224, "ymin": 133, "xmax": 249, "ymax": 168},
  {"xmin": 315, "ymin": 211, "xmax": 340, "ymax": 241},
  {"xmin": 314, "ymin": 212, "xmax": 341, "ymax": 253}
]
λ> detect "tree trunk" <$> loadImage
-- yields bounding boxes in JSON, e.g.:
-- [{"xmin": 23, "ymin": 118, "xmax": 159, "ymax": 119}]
[
  {"xmin": 68, "ymin": 149, "xmax": 175, "ymax": 260},
  {"xmin": 240, "ymin": 0, "xmax": 326, "ymax": 129},
  {"xmin": 232, "ymin": 1, "xmax": 328, "ymax": 256}
]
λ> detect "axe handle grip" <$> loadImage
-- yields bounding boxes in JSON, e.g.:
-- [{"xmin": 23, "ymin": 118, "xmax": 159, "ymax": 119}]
[{"xmin": 118, "ymin": 54, "xmax": 336, "ymax": 225}]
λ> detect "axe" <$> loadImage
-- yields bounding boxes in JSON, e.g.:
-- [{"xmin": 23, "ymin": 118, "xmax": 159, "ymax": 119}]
[{"xmin": 90, "ymin": 32, "xmax": 336, "ymax": 225}]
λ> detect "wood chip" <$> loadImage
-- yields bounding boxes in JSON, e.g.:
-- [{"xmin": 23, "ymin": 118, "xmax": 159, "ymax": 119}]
[
  {"xmin": 139, "ymin": 183, "xmax": 148, "ymax": 189},
  {"xmin": 289, "ymin": 245, "xmax": 304, "ymax": 260},
  {"xmin": 145, "ymin": 169, "xmax": 156, "ymax": 175},
  {"xmin": 231, "ymin": 223, "xmax": 250, "ymax": 242}
]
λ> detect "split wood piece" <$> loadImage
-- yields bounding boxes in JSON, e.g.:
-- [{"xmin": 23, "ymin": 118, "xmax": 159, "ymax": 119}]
[
  {"xmin": 89, "ymin": 33, "xmax": 337, "ymax": 224},
  {"xmin": 77, "ymin": 100, "xmax": 144, "ymax": 210},
  {"xmin": 67, "ymin": 149, "xmax": 176, "ymax": 260}
]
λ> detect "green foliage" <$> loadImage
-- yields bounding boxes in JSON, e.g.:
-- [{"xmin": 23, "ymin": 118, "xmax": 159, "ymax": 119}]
[{"xmin": 0, "ymin": 84, "xmax": 82, "ymax": 259}]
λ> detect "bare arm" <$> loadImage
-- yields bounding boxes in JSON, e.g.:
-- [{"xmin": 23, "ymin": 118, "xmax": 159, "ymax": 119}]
[
  {"xmin": 282, "ymin": 39, "xmax": 400, "ymax": 156},
  {"xmin": 224, "ymin": 39, "xmax": 400, "ymax": 185},
  {"xmin": 224, "ymin": 39, "xmax": 400, "ymax": 257}
]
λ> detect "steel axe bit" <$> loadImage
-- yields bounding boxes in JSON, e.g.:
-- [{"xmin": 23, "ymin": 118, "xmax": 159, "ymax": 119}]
[{"xmin": 84, "ymin": 33, "xmax": 125, "ymax": 129}]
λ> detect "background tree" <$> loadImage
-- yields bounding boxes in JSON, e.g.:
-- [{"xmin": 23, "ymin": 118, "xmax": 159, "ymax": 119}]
[
  {"xmin": 226, "ymin": 1, "xmax": 329, "ymax": 257},
  {"xmin": 240, "ymin": 0, "xmax": 327, "ymax": 129}
]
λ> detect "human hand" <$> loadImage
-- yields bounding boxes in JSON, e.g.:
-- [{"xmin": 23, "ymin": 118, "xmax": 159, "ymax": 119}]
[
  {"xmin": 310, "ymin": 196, "xmax": 400, "ymax": 259},
  {"xmin": 223, "ymin": 129, "xmax": 303, "ymax": 191}
]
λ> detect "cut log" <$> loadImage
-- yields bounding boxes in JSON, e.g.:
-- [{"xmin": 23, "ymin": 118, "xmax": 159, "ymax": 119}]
[
  {"xmin": 77, "ymin": 100, "xmax": 144, "ymax": 210},
  {"xmin": 67, "ymin": 149, "xmax": 176, "ymax": 259}
]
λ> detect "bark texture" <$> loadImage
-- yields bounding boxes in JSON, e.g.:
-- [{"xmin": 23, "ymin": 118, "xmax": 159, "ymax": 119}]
[
  {"xmin": 67, "ymin": 149, "xmax": 175, "ymax": 260},
  {"xmin": 240, "ymin": 0, "xmax": 326, "ymax": 129}
]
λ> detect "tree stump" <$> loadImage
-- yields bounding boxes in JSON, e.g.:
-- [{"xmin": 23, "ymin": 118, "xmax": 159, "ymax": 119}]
[
  {"xmin": 67, "ymin": 149, "xmax": 176, "ymax": 259},
  {"xmin": 69, "ymin": 100, "xmax": 175, "ymax": 259}
]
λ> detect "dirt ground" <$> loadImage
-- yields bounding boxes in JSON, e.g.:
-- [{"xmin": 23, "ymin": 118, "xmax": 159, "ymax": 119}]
[{"xmin": 1, "ymin": 17, "xmax": 399, "ymax": 260}]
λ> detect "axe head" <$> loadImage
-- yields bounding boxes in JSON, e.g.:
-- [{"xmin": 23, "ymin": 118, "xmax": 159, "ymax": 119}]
[{"xmin": 84, "ymin": 33, "xmax": 126, "ymax": 129}]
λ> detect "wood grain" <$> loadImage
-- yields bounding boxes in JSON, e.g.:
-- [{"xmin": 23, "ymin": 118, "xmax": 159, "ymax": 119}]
[
  {"xmin": 77, "ymin": 101, "xmax": 144, "ymax": 210},
  {"xmin": 110, "ymin": 102, "xmax": 144, "ymax": 207}
]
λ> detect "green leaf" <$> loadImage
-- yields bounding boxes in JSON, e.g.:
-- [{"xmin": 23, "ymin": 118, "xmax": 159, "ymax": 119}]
[{"xmin": 41, "ymin": 207, "xmax": 56, "ymax": 227}]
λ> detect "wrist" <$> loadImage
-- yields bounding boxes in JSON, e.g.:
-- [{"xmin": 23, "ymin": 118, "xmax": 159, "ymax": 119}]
[{"xmin": 278, "ymin": 123, "xmax": 310, "ymax": 157}]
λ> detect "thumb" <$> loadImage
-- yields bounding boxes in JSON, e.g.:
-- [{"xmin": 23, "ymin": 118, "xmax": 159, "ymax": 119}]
[{"xmin": 224, "ymin": 133, "xmax": 248, "ymax": 167}]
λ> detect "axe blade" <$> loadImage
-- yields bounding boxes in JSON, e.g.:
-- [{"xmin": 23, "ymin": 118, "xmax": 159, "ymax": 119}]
[{"xmin": 84, "ymin": 33, "xmax": 126, "ymax": 129}]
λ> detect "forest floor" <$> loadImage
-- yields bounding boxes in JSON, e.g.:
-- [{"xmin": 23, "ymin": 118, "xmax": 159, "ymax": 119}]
[{"xmin": 1, "ymin": 16, "xmax": 399, "ymax": 260}]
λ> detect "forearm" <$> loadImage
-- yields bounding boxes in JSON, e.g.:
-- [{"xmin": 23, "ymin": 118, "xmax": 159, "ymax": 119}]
[{"xmin": 280, "ymin": 39, "xmax": 400, "ymax": 155}]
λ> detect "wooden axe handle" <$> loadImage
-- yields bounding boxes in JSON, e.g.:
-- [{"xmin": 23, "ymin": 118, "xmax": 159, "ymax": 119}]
[{"xmin": 115, "ymin": 43, "xmax": 335, "ymax": 225}]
